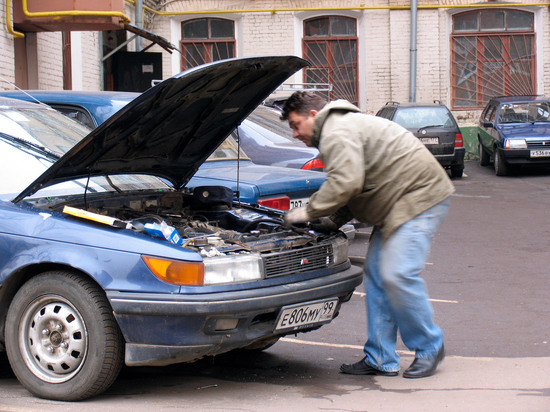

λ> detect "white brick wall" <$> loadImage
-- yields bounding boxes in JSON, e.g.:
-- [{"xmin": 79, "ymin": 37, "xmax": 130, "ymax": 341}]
[
  {"xmin": 36, "ymin": 32, "xmax": 63, "ymax": 89},
  {"xmin": 0, "ymin": 0, "xmax": 15, "ymax": 87},
  {"xmin": 0, "ymin": 0, "xmax": 548, "ymax": 118}
]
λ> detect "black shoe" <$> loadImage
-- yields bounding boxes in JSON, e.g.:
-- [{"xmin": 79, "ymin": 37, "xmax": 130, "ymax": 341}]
[
  {"xmin": 340, "ymin": 358, "xmax": 399, "ymax": 376},
  {"xmin": 403, "ymin": 344, "xmax": 445, "ymax": 378}
]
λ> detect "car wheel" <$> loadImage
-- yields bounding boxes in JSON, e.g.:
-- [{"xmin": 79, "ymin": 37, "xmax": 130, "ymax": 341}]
[
  {"xmin": 5, "ymin": 271, "xmax": 124, "ymax": 401},
  {"xmin": 450, "ymin": 165, "xmax": 464, "ymax": 178},
  {"xmin": 494, "ymin": 149, "xmax": 509, "ymax": 176},
  {"xmin": 479, "ymin": 143, "xmax": 490, "ymax": 166}
]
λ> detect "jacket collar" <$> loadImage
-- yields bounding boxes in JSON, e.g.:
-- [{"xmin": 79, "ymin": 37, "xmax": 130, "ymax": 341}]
[{"xmin": 312, "ymin": 100, "xmax": 360, "ymax": 147}]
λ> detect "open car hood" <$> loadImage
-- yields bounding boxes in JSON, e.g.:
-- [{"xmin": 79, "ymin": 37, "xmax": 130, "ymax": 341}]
[{"xmin": 14, "ymin": 56, "xmax": 308, "ymax": 202}]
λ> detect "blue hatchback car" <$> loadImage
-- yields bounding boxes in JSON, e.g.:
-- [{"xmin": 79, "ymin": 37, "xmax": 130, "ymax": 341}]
[
  {"xmin": 0, "ymin": 57, "xmax": 362, "ymax": 401},
  {"xmin": 478, "ymin": 95, "xmax": 550, "ymax": 175}
]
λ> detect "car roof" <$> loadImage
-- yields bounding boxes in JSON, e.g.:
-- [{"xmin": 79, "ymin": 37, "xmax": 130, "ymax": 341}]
[
  {"xmin": 382, "ymin": 101, "xmax": 448, "ymax": 109},
  {"xmin": 489, "ymin": 95, "xmax": 550, "ymax": 104}
]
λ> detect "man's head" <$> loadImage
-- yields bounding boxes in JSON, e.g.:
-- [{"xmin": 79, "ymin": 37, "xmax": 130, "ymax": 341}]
[{"xmin": 280, "ymin": 92, "xmax": 327, "ymax": 147}]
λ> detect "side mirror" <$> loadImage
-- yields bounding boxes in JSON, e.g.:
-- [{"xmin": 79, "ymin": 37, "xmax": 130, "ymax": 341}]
[{"xmin": 483, "ymin": 121, "xmax": 494, "ymax": 128}]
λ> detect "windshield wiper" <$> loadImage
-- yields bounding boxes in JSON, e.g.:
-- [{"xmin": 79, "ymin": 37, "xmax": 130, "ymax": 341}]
[
  {"xmin": 417, "ymin": 125, "xmax": 444, "ymax": 132},
  {"xmin": 0, "ymin": 132, "xmax": 60, "ymax": 162}
]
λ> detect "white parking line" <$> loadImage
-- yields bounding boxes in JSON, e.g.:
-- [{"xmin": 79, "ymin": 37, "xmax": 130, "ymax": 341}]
[
  {"xmin": 352, "ymin": 291, "xmax": 459, "ymax": 303},
  {"xmin": 280, "ymin": 337, "xmax": 414, "ymax": 355}
]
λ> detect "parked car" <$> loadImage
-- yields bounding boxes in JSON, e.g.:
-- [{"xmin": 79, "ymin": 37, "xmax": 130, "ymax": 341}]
[
  {"xmin": 0, "ymin": 56, "xmax": 363, "ymax": 401},
  {"xmin": 376, "ymin": 101, "xmax": 465, "ymax": 178},
  {"xmin": 238, "ymin": 104, "xmax": 323, "ymax": 171},
  {"xmin": 477, "ymin": 95, "xmax": 550, "ymax": 176},
  {"xmin": 0, "ymin": 90, "xmax": 324, "ymax": 172}
]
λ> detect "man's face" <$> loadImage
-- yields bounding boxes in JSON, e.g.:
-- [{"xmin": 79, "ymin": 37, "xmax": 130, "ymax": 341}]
[{"xmin": 287, "ymin": 110, "xmax": 317, "ymax": 147}]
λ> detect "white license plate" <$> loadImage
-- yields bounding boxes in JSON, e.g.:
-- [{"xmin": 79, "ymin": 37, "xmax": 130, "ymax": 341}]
[
  {"xmin": 530, "ymin": 149, "xmax": 550, "ymax": 158},
  {"xmin": 420, "ymin": 137, "xmax": 439, "ymax": 145},
  {"xmin": 274, "ymin": 298, "xmax": 338, "ymax": 332},
  {"xmin": 290, "ymin": 197, "xmax": 309, "ymax": 209}
]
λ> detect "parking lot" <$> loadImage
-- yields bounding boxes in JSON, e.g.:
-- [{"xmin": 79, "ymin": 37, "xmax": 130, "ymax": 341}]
[{"xmin": 1, "ymin": 160, "xmax": 549, "ymax": 411}]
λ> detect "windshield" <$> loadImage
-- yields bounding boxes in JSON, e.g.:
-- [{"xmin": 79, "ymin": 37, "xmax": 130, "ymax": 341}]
[
  {"xmin": 244, "ymin": 106, "xmax": 295, "ymax": 144},
  {"xmin": 205, "ymin": 133, "xmax": 250, "ymax": 161},
  {"xmin": 498, "ymin": 102, "xmax": 550, "ymax": 124},
  {"xmin": 392, "ymin": 106, "xmax": 456, "ymax": 130},
  {"xmin": 0, "ymin": 106, "xmax": 170, "ymax": 199}
]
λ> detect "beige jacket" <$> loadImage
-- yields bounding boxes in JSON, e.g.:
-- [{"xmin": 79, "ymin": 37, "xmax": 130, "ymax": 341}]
[{"xmin": 305, "ymin": 100, "xmax": 455, "ymax": 239}]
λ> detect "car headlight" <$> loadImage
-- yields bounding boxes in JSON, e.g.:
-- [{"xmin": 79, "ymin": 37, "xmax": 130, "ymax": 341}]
[
  {"xmin": 505, "ymin": 139, "xmax": 527, "ymax": 149},
  {"xmin": 331, "ymin": 235, "xmax": 350, "ymax": 265},
  {"xmin": 203, "ymin": 253, "xmax": 264, "ymax": 285},
  {"xmin": 143, "ymin": 253, "xmax": 264, "ymax": 286}
]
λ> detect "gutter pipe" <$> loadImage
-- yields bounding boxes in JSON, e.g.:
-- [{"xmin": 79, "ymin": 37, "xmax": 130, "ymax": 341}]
[{"xmin": 410, "ymin": 0, "xmax": 418, "ymax": 102}]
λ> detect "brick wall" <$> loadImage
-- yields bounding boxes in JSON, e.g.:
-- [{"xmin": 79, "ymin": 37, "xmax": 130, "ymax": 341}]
[
  {"xmin": 0, "ymin": 1, "xmax": 15, "ymax": 87},
  {"xmin": 36, "ymin": 32, "xmax": 63, "ymax": 89}
]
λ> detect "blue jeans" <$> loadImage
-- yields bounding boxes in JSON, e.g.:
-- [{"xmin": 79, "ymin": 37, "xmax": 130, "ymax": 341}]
[{"xmin": 362, "ymin": 198, "xmax": 450, "ymax": 372}]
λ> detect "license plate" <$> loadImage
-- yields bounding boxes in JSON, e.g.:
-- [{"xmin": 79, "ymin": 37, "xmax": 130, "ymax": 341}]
[
  {"xmin": 420, "ymin": 137, "xmax": 439, "ymax": 145},
  {"xmin": 290, "ymin": 197, "xmax": 309, "ymax": 209},
  {"xmin": 530, "ymin": 149, "xmax": 550, "ymax": 158},
  {"xmin": 274, "ymin": 298, "xmax": 338, "ymax": 332}
]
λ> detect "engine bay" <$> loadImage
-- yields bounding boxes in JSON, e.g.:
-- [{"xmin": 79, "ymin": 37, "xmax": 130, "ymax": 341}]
[{"xmin": 32, "ymin": 189, "xmax": 331, "ymax": 256}]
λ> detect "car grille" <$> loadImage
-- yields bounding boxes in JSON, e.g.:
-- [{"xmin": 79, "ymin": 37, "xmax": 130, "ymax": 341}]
[
  {"xmin": 263, "ymin": 243, "xmax": 334, "ymax": 278},
  {"xmin": 527, "ymin": 140, "xmax": 550, "ymax": 148}
]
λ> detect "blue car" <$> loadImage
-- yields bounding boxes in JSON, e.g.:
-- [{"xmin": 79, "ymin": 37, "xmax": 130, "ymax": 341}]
[
  {"xmin": 478, "ymin": 95, "xmax": 550, "ymax": 175},
  {"xmin": 0, "ymin": 90, "xmax": 325, "ymax": 209},
  {"xmin": 0, "ymin": 57, "xmax": 362, "ymax": 401}
]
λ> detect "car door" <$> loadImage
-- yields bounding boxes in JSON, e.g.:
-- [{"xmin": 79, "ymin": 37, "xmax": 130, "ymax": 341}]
[{"xmin": 478, "ymin": 103, "xmax": 498, "ymax": 155}]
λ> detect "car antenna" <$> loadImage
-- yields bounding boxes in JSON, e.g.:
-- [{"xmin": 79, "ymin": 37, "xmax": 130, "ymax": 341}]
[{"xmin": 0, "ymin": 76, "xmax": 51, "ymax": 108}]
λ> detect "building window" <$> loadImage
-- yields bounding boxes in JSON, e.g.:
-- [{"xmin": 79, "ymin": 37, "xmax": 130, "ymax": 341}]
[
  {"xmin": 451, "ymin": 9, "xmax": 535, "ymax": 109},
  {"xmin": 180, "ymin": 18, "xmax": 235, "ymax": 70},
  {"xmin": 303, "ymin": 16, "xmax": 358, "ymax": 105}
]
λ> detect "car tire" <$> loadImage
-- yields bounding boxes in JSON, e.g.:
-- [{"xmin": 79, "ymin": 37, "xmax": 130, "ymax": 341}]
[
  {"xmin": 494, "ymin": 148, "xmax": 509, "ymax": 176},
  {"xmin": 5, "ymin": 271, "xmax": 124, "ymax": 401},
  {"xmin": 479, "ymin": 142, "xmax": 490, "ymax": 166},
  {"xmin": 450, "ymin": 165, "xmax": 464, "ymax": 178}
]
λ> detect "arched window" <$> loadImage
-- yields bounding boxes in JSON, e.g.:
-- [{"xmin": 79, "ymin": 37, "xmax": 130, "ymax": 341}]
[
  {"xmin": 180, "ymin": 18, "xmax": 235, "ymax": 70},
  {"xmin": 303, "ymin": 16, "xmax": 358, "ymax": 105},
  {"xmin": 451, "ymin": 9, "xmax": 535, "ymax": 109}
]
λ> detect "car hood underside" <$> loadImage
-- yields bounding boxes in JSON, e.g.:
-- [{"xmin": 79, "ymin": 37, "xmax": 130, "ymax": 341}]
[{"xmin": 14, "ymin": 56, "xmax": 308, "ymax": 203}]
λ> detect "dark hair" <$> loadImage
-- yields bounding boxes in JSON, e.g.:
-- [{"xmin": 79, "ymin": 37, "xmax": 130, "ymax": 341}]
[{"xmin": 280, "ymin": 91, "xmax": 327, "ymax": 121}]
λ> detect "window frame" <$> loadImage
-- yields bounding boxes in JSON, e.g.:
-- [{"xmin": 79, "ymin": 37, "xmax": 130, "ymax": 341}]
[
  {"xmin": 180, "ymin": 18, "xmax": 236, "ymax": 70},
  {"xmin": 450, "ymin": 9, "xmax": 536, "ymax": 110},
  {"xmin": 302, "ymin": 16, "xmax": 358, "ymax": 106}
]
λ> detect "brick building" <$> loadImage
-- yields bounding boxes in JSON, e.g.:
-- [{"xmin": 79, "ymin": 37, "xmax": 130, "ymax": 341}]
[{"xmin": 1, "ymin": 0, "xmax": 550, "ymax": 149}]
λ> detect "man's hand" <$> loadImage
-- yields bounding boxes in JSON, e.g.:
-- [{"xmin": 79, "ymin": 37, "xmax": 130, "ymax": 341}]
[
  {"xmin": 310, "ymin": 217, "xmax": 339, "ymax": 233},
  {"xmin": 284, "ymin": 206, "xmax": 310, "ymax": 226}
]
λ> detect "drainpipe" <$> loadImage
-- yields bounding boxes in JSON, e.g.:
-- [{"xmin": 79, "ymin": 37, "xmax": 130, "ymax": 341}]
[
  {"xmin": 409, "ymin": 0, "xmax": 417, "ymax": 102},
  {"xmin": 135, "ymin": 0, "xmax": 143, "ymax": 51}
]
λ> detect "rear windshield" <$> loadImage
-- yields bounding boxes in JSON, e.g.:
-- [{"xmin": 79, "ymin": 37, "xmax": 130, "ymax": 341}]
[{"xmin": 392, "ymin": 107, "xmax": 456, "ymax": 130}]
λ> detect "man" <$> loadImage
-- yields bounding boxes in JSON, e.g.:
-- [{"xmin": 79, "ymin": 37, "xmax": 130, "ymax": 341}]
[{"xmin": 281, "ymin": 92, "xmax": 454, "ymax": 378}]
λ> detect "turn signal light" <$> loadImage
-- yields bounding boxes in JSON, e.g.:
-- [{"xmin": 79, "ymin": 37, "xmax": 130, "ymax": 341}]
[
  {"xmin": 142, "ymin": 256, "xmax": 204, "ymax": 285},
  {"xmin": 258, "ymin": 196, "xmax": 290, "ymax": 210}
]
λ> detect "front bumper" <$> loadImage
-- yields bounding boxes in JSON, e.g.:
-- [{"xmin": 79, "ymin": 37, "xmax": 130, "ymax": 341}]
[
  {"xmin": 498, "ymin": 147, "xmax": 550, "ymax": 166},
  {"xmin": 107, "ymin": 263, "xmax": 363, "ymax": 366}
]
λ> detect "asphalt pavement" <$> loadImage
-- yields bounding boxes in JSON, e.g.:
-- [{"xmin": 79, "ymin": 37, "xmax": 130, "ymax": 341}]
[{"xmin": 0, "ymin": 160, "xmax": 549, "ymax": 411}]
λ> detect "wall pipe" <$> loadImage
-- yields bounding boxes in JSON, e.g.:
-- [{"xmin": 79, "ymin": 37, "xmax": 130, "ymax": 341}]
[
  {"xmin": 141, "ymin": 2, "xmax": 550, "ymax": 18},
  {"xmin": 410, "ymin": 0, "xmax": 418, "ymax": 102},
  {"xmin": 135, "ymin": 0, "xmax": 143, "ymax": 50}
]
